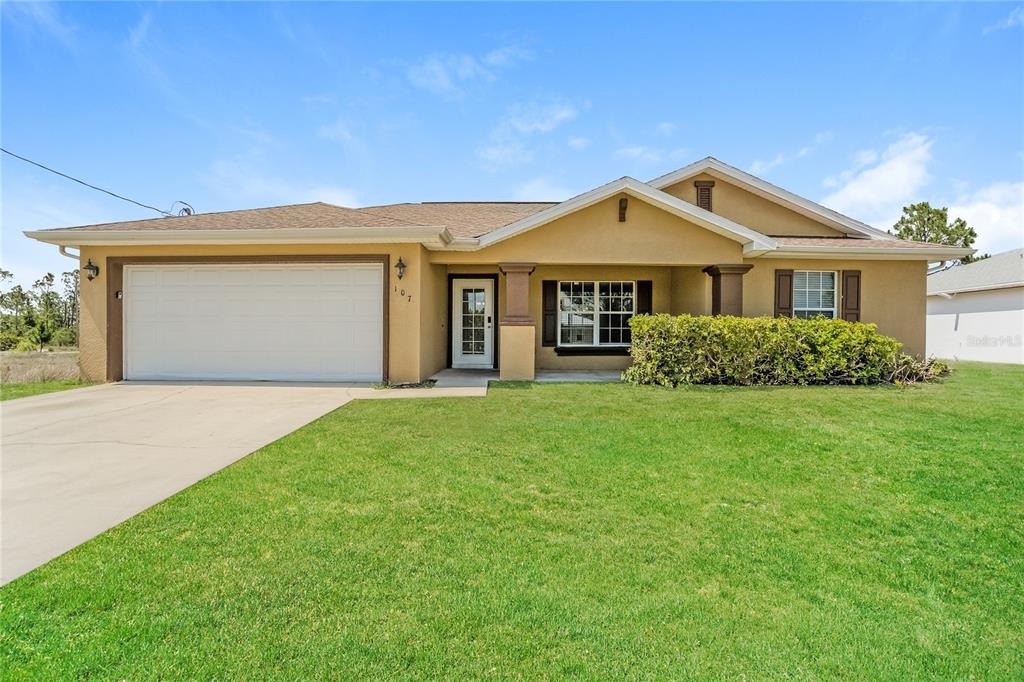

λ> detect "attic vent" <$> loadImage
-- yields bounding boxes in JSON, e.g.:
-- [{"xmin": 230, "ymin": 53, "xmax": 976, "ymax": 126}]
[{"xmin": 694, "ymin": 180, "xmax": 715, "ymax": 212}]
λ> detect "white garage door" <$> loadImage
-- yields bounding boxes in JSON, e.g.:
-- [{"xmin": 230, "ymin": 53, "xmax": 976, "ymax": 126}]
[{"xmin": 124, "ymin": 263, "xmax": 383, "ymax": 382}]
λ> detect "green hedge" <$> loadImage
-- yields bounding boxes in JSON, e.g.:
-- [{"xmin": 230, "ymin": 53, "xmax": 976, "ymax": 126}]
[{"xmin": 623, "ymin": 314, "xmax": 947, "ymax": 387}]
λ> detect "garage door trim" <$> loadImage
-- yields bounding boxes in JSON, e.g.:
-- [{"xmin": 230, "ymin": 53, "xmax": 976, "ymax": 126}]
[{"xmin": 106, "ymin": 255, "xmax": 390, "ymax": 382}]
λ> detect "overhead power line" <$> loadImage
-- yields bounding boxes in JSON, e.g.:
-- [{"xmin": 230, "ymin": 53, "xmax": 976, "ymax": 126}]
[{"xmin": 1, "ymin": 147, "xmax": 172, "ymax": 216}]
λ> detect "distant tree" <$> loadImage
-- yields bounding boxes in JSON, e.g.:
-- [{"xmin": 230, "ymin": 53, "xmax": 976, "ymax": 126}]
[
  {"xmin": 32, "ymin": 274, "xmax": 60, "ymax": 349},
  {"xmin": 892, "ymin": 202, "xmax": 989, "ymax": 264},
  {"xmin": 1, "ymin": 285, "xmax": 34, "ymax": 329},
  {"xmin": 60, "ymin": 270, "xmax": 79, "ymax": 329}
]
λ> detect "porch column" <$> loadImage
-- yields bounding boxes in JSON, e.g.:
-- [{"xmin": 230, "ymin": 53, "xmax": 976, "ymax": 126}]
[
  {"xmin": 498, "ymin": 263, "xmax": 536, "ymax": 380},
  {"xmin": 702, "ymin": 264, "xmax": 753, "ymax": 317}
]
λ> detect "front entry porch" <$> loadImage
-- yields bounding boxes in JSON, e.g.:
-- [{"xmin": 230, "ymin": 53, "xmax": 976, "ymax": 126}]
[{"xmin": 457, "ymin": 261, "xmax": 755, "ymax": 381}]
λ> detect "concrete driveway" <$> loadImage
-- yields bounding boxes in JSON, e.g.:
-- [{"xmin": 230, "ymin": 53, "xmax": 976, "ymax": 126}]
[{"xmin": 0, "ymin": 383, "xmax": 373, "ymax": 584}]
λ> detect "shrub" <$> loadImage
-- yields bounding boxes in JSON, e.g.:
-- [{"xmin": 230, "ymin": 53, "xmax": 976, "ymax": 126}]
[
  {"xmin": 15, "ymin": 338, "xmax": 39, "ymax": 353},
  {"xmin": 0, "ymin": 331, "xmax": 19, "ymax": 351},
  {"xmin": 623, "ymin": 314, "xmax": 948, "ymax": 387},
  {"xmin": 49, "ymin": 327, "xmax": 77, "ymax": 348}
]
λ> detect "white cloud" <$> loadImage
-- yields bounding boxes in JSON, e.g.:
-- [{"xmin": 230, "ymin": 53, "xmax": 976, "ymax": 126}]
[
  {"xmin": 2, "ymin": 1, "xmax": 76, "ymax": 47},
  {"xmin": 127, "ymin": 12, "xmax": 152, "ymax": 50},
  {"xmin": 823, "ymin": 148, "xmax": 881, "ymax": 188},
  {"xmin": 317, "ymin": 118, "xmax": 359, "ymax": 146},
  {"xmin": 200, "ymin": 157, "xmax": 358, "ymax": 207},
  {"xmin": 821, "ymin": 132, "xmax": 933, "ymax": 227},
  {"xmin": 568, "ymin": 137, "xmax": 591, "ymax": 151},
  {"xmin": 506, "ymin": 102, "xmax": 577, "ymax": 134},
  {"xmin": 950, "ymin": 181, "xmax": 1024, "ymax": 254},
  {"xmin": 655, "ymin": 122, "xmax": 677, "ymax": 137},
  {"xmin": 852, "ymin": 148, "xmax": 879, "ymax": 167},
  {"xmin": 477, "ymin": 100, "xmax": 579, "ymax": 170},
  {"xmin": 477, "ymin": 140, "xmax": 534, "ymax": 169},
  {"xmin": 615, "ymin": 145, "xmax": 662, "ymax": 163},
  {"xmin": 515, "ymin": 177, "xmax": 574, "ymax": 202},
  {"xmin": 407, "ymin": 56, "xmax": 469, "ymax": 95},
  {"xmin": 482, "ymin": 45, "xmax": 533, "ymax": 68},
  {"xmin": 984, "ymin": 5, "xmax": 1024, "ymax": 33},
  {"xmin": 308, "ymin": 186, "xmax": 362, "ymax": 207},
  {"xmin": 406, "ymin": 46, "xmax": 530, "ymax": 96},
  {"xmin": 301, "ymin": 93, "xmax": 336, "ymax": 106},
  {"xmin": 750, "ymin": 131, "xmax": 833, "ymax": 175}
]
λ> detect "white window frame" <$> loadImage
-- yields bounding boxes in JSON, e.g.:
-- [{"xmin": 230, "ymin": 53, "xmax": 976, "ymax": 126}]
[
  {"xmin": 557, "ymin": 280, "xmax": 636, "ymax": 346},
  {"xmin": 792, "ymin": 270, "xmax": 838, "ymax": 319}
]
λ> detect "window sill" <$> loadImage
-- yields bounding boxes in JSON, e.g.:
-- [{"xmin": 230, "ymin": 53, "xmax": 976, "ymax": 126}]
[{"xmin": 553, "ymin": 346, "xmax": 631, "ymax": 356}]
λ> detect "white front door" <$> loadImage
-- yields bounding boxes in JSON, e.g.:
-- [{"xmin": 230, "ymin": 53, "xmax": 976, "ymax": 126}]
[{"xmin": 452, "ymin": 279, "xmax": 495, "ymax": 368}]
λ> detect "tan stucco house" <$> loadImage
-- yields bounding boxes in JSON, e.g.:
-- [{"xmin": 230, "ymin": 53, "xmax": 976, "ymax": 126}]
[{"xmin": 27, "ymin": 157, "xmax": 972, "ymax": 383}]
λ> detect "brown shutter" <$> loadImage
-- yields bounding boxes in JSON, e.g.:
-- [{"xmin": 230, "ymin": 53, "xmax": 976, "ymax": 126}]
[
  {"xmin": 542, "ymin": 280, "xmax": 558, "ymax": 346},
  {"xmin": 636, "ymin": 280, "xmax": 652, "ymax": 315},
  {"xmin": 841, "ymin": 270, "xmax": 861, "ymax": 322},
  {"xmin": 774, "ymin": 269, "xmax": 794, "ymax": 317}
]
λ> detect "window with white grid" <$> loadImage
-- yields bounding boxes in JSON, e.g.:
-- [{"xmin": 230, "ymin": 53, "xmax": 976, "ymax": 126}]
[
  {"xmin": 558, "ymin": 281, "xmax": 635, "ymax": 345},
  {"xmin": 793, "ymin": 271, "xmax": 837, "ymax": 319}
]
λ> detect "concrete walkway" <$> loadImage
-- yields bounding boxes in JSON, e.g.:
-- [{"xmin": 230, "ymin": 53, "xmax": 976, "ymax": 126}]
[
  {"xmin": 430, "ymin": 368, "xmax": 499, "ymax": 387},
  {"xmin": 0, "ymin": 381, "xmax": 487, "ymax": 585}
]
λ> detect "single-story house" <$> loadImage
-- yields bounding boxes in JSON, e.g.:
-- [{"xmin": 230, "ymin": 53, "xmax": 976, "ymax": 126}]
[
  {"xmin": 927, "ymin": 248, "xmax": 1024, "ymax": 364},
  {"xmin": 26, "ymin": 157, "xmax": 972, "ymax": 383}
]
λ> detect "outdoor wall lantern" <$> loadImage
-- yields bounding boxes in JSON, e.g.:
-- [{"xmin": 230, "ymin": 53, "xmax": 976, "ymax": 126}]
[
  {"xmin": 83, "ymin": 259, "xmax": 100, "ymax": 281},
  {"xmin": 395, "ymin": 257, "xmax": 407, "ymax": 280}
]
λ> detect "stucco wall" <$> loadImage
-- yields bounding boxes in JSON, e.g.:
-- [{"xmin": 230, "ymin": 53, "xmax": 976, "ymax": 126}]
[
  {"xmin": 927, "ymin": 287, "xmax": 1023, "ymax": 363},
  {"xmin": 77, "ymin": 243, "xmax": 427, "ymax": 384},
  {"xmin": 742, "ymin": 258, "xmax": 928, "ymax": 356},
  {"xmin": 418, "ymin": 256, "xmax": 449, "ymax": 379},
  {"xmin": 661, "ymin": 173, "xmax": 844, "ymax": 237},
  {"xmin": 432, "ymin": 194, "xmax": 743, "ymax": 266},
  {"xmin": 670, "ymin": 266, "xmax": 710, "ymax": 315}
]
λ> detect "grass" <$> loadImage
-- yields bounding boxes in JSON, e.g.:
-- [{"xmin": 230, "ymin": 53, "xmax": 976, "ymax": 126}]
[
  {"xmin": 0, "ymin": 379, "xmax": 93, "ymax": 401},
  {"xmin": 1, "ymin": 350, "xmax": 89, "ymax": 400},
  {"xmin": 2, "ymin": 363, "xmax": 1022, "ymax": 679}
]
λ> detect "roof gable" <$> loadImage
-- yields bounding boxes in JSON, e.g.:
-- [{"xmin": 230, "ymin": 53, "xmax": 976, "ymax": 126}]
[
  {"xmin": 477, "ymin": 177, "xmax": 777, "ymax": 254},
  {"xmin": 648, "ymin": 157, "xmax": 893, "ymax": 240}
]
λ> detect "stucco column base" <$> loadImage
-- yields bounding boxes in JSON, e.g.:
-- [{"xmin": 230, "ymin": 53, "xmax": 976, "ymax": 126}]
[{"xmin": 499, "ymin": 325, "xmax": 535, "ymax": 381}]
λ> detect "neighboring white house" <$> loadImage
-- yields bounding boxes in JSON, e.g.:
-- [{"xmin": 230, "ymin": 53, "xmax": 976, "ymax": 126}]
[{"xmin": 926, "ymin": 249, "xmax": 1024, "ymax": 364}]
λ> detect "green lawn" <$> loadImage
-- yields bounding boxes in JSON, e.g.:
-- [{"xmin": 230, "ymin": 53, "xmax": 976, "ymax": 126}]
[
  {"xmin": 0, "ymin": 379, "xmax": 94, "ymax": 401},
  {"xmin": 2, "ymin": 363, "xmax": 1022, "ymax": 679}
]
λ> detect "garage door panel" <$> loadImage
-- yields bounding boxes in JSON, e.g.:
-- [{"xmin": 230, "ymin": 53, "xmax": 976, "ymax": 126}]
[{"xmin": 124, "ymin": 264, "xmax": 383, "ymax": 382}]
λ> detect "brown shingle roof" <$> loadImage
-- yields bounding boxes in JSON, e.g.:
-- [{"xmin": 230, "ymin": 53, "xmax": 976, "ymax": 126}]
[
  {"xmin": 359, "ymin": 202, "xmax": 556, "ymax": 238},
  {"xmin": 44, "ymin": 200, "xmax": 557, "ymax": 238},
  {"xmin": 46, "ymin": 202, "xmax": 415, "ymax": 232}
]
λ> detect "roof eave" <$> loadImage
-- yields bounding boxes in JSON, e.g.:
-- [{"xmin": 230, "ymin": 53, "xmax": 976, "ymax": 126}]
[
  {"xmin": 24, "ymin": 226, "xmax": 453, "ymax": 247},
  {"xmin": 754, "ymin": 245, "xmax": 976, "ymax": 260},
  {"xmin": 928, "ymin": 280, "xmax": 1024, "ymax": 296}
]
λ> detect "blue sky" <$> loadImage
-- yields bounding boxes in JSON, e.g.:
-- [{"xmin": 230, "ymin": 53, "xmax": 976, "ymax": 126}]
[{"xmin": 2, "ymin": 1, "xmax": 1023, "ymax": 287}]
